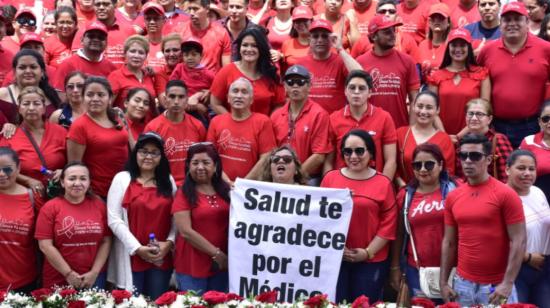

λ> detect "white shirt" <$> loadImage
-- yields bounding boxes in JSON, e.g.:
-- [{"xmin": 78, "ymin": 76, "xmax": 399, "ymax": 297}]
[{"xmin": 521, "ymin": 186, "xmax": 550, "ymax": 254}]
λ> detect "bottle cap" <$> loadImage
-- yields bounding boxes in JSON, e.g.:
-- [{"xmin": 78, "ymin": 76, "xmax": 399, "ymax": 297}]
[{"xmin": 149, "ymin": 233, "xmax": 156, "ymax": 239}]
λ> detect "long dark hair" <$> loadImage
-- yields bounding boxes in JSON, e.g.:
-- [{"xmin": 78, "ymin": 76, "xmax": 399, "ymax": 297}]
[
  {"xmin": 0, "ymin": 146, "xmax": 20, "ymax": 166},
  {"xmin": 12, "ymin": 49, "xmax": 61, "ymax": 109},
  {"xmin": 126, "ymin": 132, "xmax": 173, "ymax": 198},
  {"xmin": 234, "ymin": 27, "xmax": 280, "ymax": 84},
  {"xmin": 440, "ymin": 39, "xmax": 477, "ymax": 70},
  {"xmin": 182, "ymin": 143, "xmax": 230, "ymax": 207},
  {"xmin": 82, "ymin": 76, "xmax": 123, "ymax": 130},
  {"xmin": 538, "ymin": 13, "xmax": 550, "ymax": 41}
]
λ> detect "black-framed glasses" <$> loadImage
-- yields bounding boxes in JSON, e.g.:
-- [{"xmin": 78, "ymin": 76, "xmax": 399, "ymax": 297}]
[
  {"xmin": 137, "ymin": 149, "xmax": 161, "ymax": 158},
  {"xmin": 16, "ymin": 16, "xmax": 36, "ymax": 27},
  {"xmin": 378, "ymin": 9, "xmax": 397, "ymax": 14},
  {"xmin": 458, "ymin": 151, "xmax": 486, "ymax": 162},
  {"xmin": 271, "ymin": 155, "xmax": 293, "ymax": 164},
  {"xmin": 466, "ymin": 111, "xmax": 488, "ymax": 118},
  {"xmin": 411, "ymin": 161, "xmax": 437, "ymax": 171},
  {"xmin": 0, "ymin": 166, "xmax": 14, "ymax": 176},
  {"xmin": 285, "ymin": 78, "xmax": 308, "ymax": 87},
  {"xmin": 540, "ymin": 115, "xmax": 550, "ymax": 124},
  {"xmin": 342, "ymin": 147, "xmax": 366, "ymax": 157}
]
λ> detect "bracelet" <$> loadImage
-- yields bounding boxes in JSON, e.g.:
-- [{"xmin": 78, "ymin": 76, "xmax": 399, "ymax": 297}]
[
  {"xmin": 212, "ymin": 248, "xmax": 221, "ymax": 259},
  {"xmin": 365, "ymin": 247, "xmax": 373, "ymax": 260},
  {"xmin": 526, "ymin": 253, "xmax": 532, "ymax": 264},
  {"xmin": 64, "ymin": 270, "xmax": 74, "ymax": 278}
]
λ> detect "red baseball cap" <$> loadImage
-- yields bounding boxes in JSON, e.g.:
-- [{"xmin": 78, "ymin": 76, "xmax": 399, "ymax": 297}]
[
  {"xmin": 20, "ymin": 32, "xmax": 43, "ymax": 46},
  {"xmin": 368, "ymin": 15, "xmax": 402, "ymax": 36},
  {"xmin": 142, "ymin": 1, "xmax": 165, "ymax": 15},
  {"xmin": 181, "ymin": 36, "xmax": 203, "ymax": 52},
  {"xmin": 15, "ymin": 8, "xmax": 36, "ymax": 20},
  {"xmin": 501, "ymin": 1, "xmax": 529, "ymax": 17},
  {"xmin": 309, "ymin": 19, "xmax": 333, "ymax": 33},
  {"xmin": 428, "ymin": 3, "xmax": 450, "ymax": 18},
  {"xmin": 292, "ymin": 6, "xmax": 313, "ymax": 21},
  {"xmin": 84, "ymin": 21, "xmax": 108, "ymax": 35},
  {"xmin": 447, "ymin": 28, "xmax": 472, "ymax": 44}
]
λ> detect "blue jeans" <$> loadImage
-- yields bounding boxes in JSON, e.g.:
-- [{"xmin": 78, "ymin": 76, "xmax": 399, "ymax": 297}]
[
  {"xmin": 493, "ymin": 117, "xmax": 539, "ymax": 148},
  {"xmin": 92, "ymin": 271, "xmax": 107, "ymax": 290},
  {"xmin": 453, "ymin": 274, "xmax": 518, "ymax": 306},
  {"xmin": 515, "ymin": 257, "xmax": 550, "ymax": 308},
  {"xmin": 336, "ymin": 260, "xmax": 388, "ymax": 304},
  {"xmin": 133, "ymin": 268, "xmax": 173, "ymax": 300},
  {"xmin": 175, "ymin": 271, "xmax": 228, "ymax": 295}
]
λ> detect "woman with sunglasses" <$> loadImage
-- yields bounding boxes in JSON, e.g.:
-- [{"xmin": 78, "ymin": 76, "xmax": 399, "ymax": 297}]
[
  {"xmin": 396, "ymin": 91, "xmax": 455, "ymax": 187},
  {"xmin": 454, "ymin": 98, "xmax": 513, "ymax": 183},
  {"xmin": 321, "ymin": 129, "xmax": 397, "ymax": 303},
  {"xmin": 389, "ymin": 143, "xmax": 457, "ymax": 301},
  {"xmin": 520, "ymin": 101, "xmax": 550, "ymax": 200},
  {"xmin": 261, "ymin": 145, "xmax": 308, "ymax": 184},
  {"xmin": 107, "ymin": 132, "xmax": 176, "ymax": 299},
  {"xmin": 0, "ymin": 147, "xmax": 38, "ymax": 293},
  {"xmin": 281, "ymin": 6, "xmax": 313, "ymax": 69},
  {"xmin": 172, "ymin": 142, "xmax": 231, "ymax": 294},
  {"xmin": 49, "ymin": 71, "xmax": 86, "ymax": 129},
  {"xmin": 505, "ymin": 149, "xmax": 550, "ymax": 308}
]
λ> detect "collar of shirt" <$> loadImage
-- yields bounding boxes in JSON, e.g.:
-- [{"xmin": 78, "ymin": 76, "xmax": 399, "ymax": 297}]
[
  {"xmin": 343, "ymin": 103, "xmax": 374, "ymax": 121},
  {"xmin": 281, "ymin": 99, "xmax": 314, "ymax": 121},
  {"xmin": 77, "ymin": 48, "xmax": 104, "ymax": 62},
  {"xmin": 497, "ymin": 32, "xmax": 534, "ymax": 53}
]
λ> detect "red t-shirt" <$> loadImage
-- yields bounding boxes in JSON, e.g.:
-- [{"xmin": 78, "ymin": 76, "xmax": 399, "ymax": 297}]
[
  {"xmin": 397, "ymin": 188, "xmax": 446, "ymax": 267},
  {"xmin": 144, "ymin": 114, "xmax": 206, "ymax": 185},
  {"xmin": 1, "ymin": 37, "xmax": 20, "ymax": 57},
  {"xmin": 345, "ymin": 3, "xmax": 377, "ymax": 35},
  {"xmin": 295, "ymin": 53, "xmax": 349, "ymax": 114},
  {"xmin": 210, "ymin": 63, "xmax": 286, "ymax": 115},
  {"xmin": 76, "ymin": 5, "xmax": 95, "ymax": 28},
  {"xmin": 265, "ymin": 17, "xmax": 291, "ymax": 51},
  {"xmin": 281, "ymin": 38, "xmax": 310, "ymax": 69},
  {"xmin": 108, "ymin": 66, "xmax": 157, "ymax": 110},
  {"xmin": 72, "ymin": 20, "xmax": 137, "ymax": 67},
  {"xmin": 351, "ymin": 31, "xmax": 421, "ymax": 63},
  {"xmin": 171, "ymin": 190, "xmax": 229, "ymax": 278},
  {"xmin": 135, "ymin": 11, "xmax": 190, "ymax": 36},
  {"xmin": 357, "ymin": 49, "xmax": 420, "ymax": 128},
  {"xmin": 520, "ymin": 132, "xmax": 550, "ymax": 177},
  {"xmin": 426, "ymin": 66, "xmax": 489, "ymax": 135},
  {"xmin": 270, "ymin": 100, "xmax": 332, "ymax": 172},
  {"xmin": 146, "ymin": 41, "xmax": 167, "ymax": 73},
  {"xmin": 321, "ymin": 170, "xmax": 397, "ymax": 262},
  {"xmin": 0, "ymin": 123, "xmax": 67, "ymax": 185},
  {"xmin": 170, "ymin": 64, "xmax": 215, "ymax": 96},
  {"xmin": 329, "ymin": 104, "xmax": 397, "ymax": 172},
  {"xmin": 171, "ymin": 21, "xmax": 231, "ymax": 73},
  {"xmin": 122, "ymin": 181, "xmax": 173, "ymax": 272},
  {"xmin": 52, "ymin": 53, "xmax": 117, "ymax": 90},
  {"xmin": 397, "ymin": 2, "xmax": 430, "ymax": 44},
  {"xmin": 444, "ymin": 177, "xmax": 525, "ymax": 284},
  {"xmin": 35, "ymin": 196, "xmax": 110, "ymax": 288},
  {"xmin": 154, "ymin": 65, "xmax": 176, "ymax": 99},
  {"xmin": 0, "ymin": 193, "xmax": 37, "ymax": 289},
  {"xmin": 417, "ymin": 39, "xmax": 446, "ymax": 78},
  {"xmin": 450, "ymin": 4, "xmax": 480, "ymax": 29},
  {"xmin": 67, "ymin": 114, "xmax": 129, "ymax": 197},
  {"xmin": 478, "ymin": 34, "xmax": 550, "ymax": 120},
  {"xmin": 207, "ymin": 113, "xmax": 276, "ymax": 180},
  {"xmin": 126, "ymin": 116, "xmax": 146, "ymax": 141},
  {"xmin": 0, "ymin": 45, "xmax": 14, "ymax": 86},
  {"xmin": 44, "ymin": 35, "xmax": 73, "ymax": 68},
  {"xmin": 396, "ymin": 127, "xmax": 456, "ymax": 183}
]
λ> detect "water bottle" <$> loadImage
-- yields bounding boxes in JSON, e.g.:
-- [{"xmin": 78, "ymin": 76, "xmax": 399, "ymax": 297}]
[{"xmin": 148, "ymin": 233, "xmax": 163, "ymax": 267}]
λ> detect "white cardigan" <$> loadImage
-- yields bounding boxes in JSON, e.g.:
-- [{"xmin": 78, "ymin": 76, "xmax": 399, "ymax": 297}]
[{"xmin": 106, "ymin": 171, "xmax": 177, "ymax": 290}]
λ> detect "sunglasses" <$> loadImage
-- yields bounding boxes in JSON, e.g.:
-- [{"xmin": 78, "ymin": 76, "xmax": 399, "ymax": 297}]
[
  {"xmin": 271, "ymin": 155, "xmax": 293, "ymax": 164},
  {"xmin": 378, "ymin": 9, "xmax": 397, "ymax": 14},
  {"xmin": 458, "ymin": 151, "xmax": 486, "ymax": 162},
  {"xmin": 0, "ymin": 166, "xmax": 14, "ymax": 176},
  {"xmin": 285, "ymin": 78, "xmax": 308, "ymax": 87},
  {"xmin": 16, "ymin": 16, "xmax": 36, "ymax": 27},
  {"xmin": 411, "ymin": 161, "xmax": 437, "ymax": 171},
  {"xmin": 540, "ymin": 115, "xmax": 550, "ymax": 124},
  {"xmin": 342, "ymin": 147, "xmax": 366, "ymax": 157}
]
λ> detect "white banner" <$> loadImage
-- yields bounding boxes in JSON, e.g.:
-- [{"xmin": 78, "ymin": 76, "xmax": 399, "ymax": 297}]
[{"xmin": 229, "ymin": 178, "xmax": 353, "ymax": 302}]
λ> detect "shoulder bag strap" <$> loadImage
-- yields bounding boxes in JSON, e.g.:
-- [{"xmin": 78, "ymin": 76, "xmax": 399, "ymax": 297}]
[
  {"xmin": 403, "ymin": 187, "xmax": 420, "ymax": 268},
  {"xmin": 7, "ymin": 85, "xmax": 17, "ymax": 105},
  {"xmin": 400, "ymin": 127, "xmax": 412, "ymax": 180},
  {"xmin": 21, "ymin": 126, "xmax": 48, "ymax": 169}
]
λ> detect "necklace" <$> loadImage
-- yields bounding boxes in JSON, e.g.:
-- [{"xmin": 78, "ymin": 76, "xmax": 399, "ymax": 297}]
[{"xmin": 273, "ymin": 17, "xmax": 292, "ymax": 34}]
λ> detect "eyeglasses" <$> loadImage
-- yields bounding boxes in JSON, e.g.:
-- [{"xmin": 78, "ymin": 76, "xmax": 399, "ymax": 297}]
[
  {"xmin": 16, "ymin": 16, "xmax": 36, "ymax": 27},
  {"xmin": 458, "ymin": 151, "xmax": 486, "ymax": 162},
  {"xmin": 311, "ymin": 33, "xmax": 330, "ymax": 40},
  {"xmin": 342, "ymin": 147, "xmax": 367, "ymax": 157},
  {"xmin": 540, "ymin": 115, "xmax": 550, "ymax": 124},
  {"xmin": 466, "ymin": 111, "xmax": 488, "ymax": 118},
  {"xmin": 0, "ymin": 166, "xmax": 14, "ymax": 176},
  {"xmin": 137, "ymin": 149, "xmax": 162, "ymax": 158},
  {"xmin": 411, "ymin": 161, "xmax": 437, "ymax": 171},
  {"xmin": 377, "ymin": 9, "xmax": 397, "ymax": 14},
  {"xmin": 285, "ymin": 78, "xmax": 308, "ymax": 87},
  {"xmin": 271, "ymin": 155, "xmax": 293, "ymax": 164},
  {"xmin": 66, "ymin": 83, "xmax": 84, "ymax": 90}
]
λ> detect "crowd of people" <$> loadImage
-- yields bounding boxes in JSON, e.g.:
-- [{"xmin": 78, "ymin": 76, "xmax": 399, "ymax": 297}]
[{"xmin": 0, "ymin": 0, "xmax": 549, "ymax": 306}]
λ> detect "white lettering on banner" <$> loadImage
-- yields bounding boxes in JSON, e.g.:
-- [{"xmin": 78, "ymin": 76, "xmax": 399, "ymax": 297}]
[
  {"xmin": 229, "ymin": 179, "xmax": 352, "ymax": 302},
  {"xmin": 410, "ymin": 200, "xmax": 444, "ymax": 218}
]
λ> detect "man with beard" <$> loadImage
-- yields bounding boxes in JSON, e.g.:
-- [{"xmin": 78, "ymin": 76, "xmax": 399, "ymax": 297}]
[
  {"xmin": 478, "ymin": 1, "xmax": 550, "ymax": 147},
  {"xmin": 464, "ymin": 0, "xmax": 501, "ymax": 41},
  {"xmin": 52, "ymin": 21, "xmax": 116, "ymax": 91},
  {"xmin": 270, "ymin": 65, "xmax": 331, "ymax": 185},
  {"xmin": 170, "ymin": 0, "xmax": 231, "ymax": 72},
  {"xmin": 356, "ymin": 15, "xmax": 419, "ymax": 128},
  {"xmin": 71, "ymin": 0, "xmax": 136, "ymax": 67}
]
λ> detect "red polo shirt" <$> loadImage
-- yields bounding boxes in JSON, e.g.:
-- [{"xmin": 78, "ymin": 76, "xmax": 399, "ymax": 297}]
[
  {"xmin": 52, "ymin": 52, "xmax": 116, "ymax": 90},
  {"xmin": 170, "ymin": 64, "xmax": 215, "ymax": 96},
  {"xmin": 478, "ymin": 34, "xmax": 550, "ymax": 120},
  {"xmin": 450, "ymin": 4, "xmax": 480, "ymax": 29},
  {"xmin": 357, "ymin": 49, "xmax": 420, "ymax": 128},
  {"xmin": 397, "ymin": 2, "xmax": 430, "ymax": 44},
  {"xmin": 44, "ymin": 35, "xmax": 73, "ymax": 68},
  {"xmin": 107, "ymin": 65, "xmax": 157, "ymax": 110},
  {"xmin": 329, "ymin": 104, "xmax": 397, "ymax": 172}
]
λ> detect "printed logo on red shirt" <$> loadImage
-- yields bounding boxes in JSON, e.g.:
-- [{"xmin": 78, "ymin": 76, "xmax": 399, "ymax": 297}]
[
  {"xmin": 411, "ymin": 200, "xmax": 444, "ymax": 217},
  {"xmin": 370, "ymin": 68, "xmax": 402, "ymax": 96},
  {"xmin": 164, "ymin": 137, "xmax": 195, "ymax": 158},
  {"xmin": 0, "ymin": 215, "xmax": 31, "ymax": 238},
  {"xmin": 217, "ymin": 129, "xmax": 252, "ymax": 152},
  {"xmin": 56, "ymin": 216, "xmax": 103, "ymax": 239}
]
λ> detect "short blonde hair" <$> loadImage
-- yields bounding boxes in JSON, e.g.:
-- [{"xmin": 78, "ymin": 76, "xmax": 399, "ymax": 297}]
[
  {"xmin": 161, "ymin": 33, "xmax": 182, "ymax": 52},
  {"xmin": 124, "ymin": 34, "xmax": 150, "ymax": 54},
  {"xmin": 17, "ymin": 86, "xmax": 46, "ymax": 105},
  {"xmin": 466, "ymin": 98, "xmax": 493, "ymax": 116}
]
